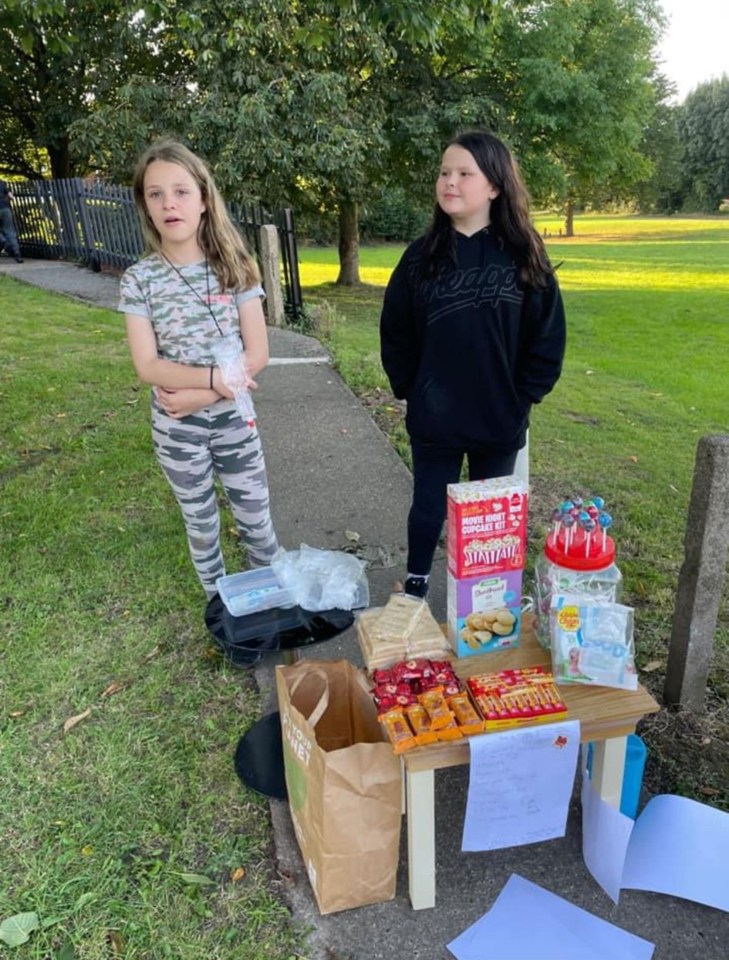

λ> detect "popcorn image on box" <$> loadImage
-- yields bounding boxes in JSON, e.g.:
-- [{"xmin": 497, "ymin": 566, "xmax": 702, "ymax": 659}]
[
  {"xmin": 447, "ymin": 570, "xmax": 522, "ymax": 657},
  {"xmin": 447, "ymin": 476, "xmax": 528, "ymax": 579}
]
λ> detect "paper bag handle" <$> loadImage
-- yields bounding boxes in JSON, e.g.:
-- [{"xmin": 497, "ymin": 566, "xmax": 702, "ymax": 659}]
[{"xmin": 289, "ymin": 665, "xmax": 330, "ymax": 729}]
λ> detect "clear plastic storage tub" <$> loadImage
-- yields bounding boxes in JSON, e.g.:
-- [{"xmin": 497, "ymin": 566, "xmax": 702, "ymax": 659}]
[{"xmin": 216, "ymin": 568, "xmax": 295, "ymax": 618}]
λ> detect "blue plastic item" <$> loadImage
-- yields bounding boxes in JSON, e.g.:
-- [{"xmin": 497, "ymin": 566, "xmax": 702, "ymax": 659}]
[{"xmin": 586, "ymin": 734, "xmax": 647, "ymax": 820}]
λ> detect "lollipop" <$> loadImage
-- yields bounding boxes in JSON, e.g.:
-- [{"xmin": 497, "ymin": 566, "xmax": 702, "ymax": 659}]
[
  {"xmin": 551, "ymin": 508, "xmax": 562, "ymax": 540},
  {"xmin": 583, "ymin": 517, "xmax": 596, "ymax": 557},
  {"xmin": 592, "ymin": 496, "xmax": 605, "ymax": 510},
  {"xmin": 572, "ymin": 495, "xmax": 583, "ymax": 509},
  {"xmin": 563, "ymin": 512, "xmax": 576, "ymax": 549},
  {"xmin": 598, "ymin": 511, "xmax": 613, "ymax": 551}
]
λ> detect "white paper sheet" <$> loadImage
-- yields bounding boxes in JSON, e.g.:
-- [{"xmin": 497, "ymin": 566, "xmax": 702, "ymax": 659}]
[
  {"xmin": 621, "ymin": 794, "xmax": 729, "ymax": 912},
  {"xmin": 581, "ymin": 776, "xmax": 634, "ymax": 903},
  {"xmin": 461, "ymin": 721, "xmax": 580, "ymax": 852},
  {"xmin": 446, "ymin": 873, "xmax": 655, "ymax": 960},
  {"xmin": 582, "ymin": 781, "xmax": 729, "ymax": 912}
]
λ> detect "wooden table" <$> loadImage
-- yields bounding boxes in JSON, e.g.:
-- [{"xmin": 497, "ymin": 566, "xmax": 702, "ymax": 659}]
[{"xmin": 402, "ymin": 625, "xmax": 660, "ymax": 909}]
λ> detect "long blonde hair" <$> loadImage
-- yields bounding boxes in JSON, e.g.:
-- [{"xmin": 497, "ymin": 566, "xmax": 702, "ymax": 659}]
[{"xmin": 131, "ymin": 139, "xmax": 260, "ymax": 292}]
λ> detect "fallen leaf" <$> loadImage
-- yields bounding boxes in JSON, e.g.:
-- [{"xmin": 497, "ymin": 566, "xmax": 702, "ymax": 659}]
[
  {"xmin": 344, "ymin": 530, "xmax": 361, "ymax": 543},
  {"xmin": 143, "ymin": 645, "xmax": 161, "ymax": 661},
  {"xmin": 81, "ymin": 845, "xmax": 94, "ymax": 857},
  {"xmin": 231, "ymin": 867, "xmax": 246, "ymax": 882},
  {"xmin": 100, "ymin": 681, "xmax": 125, "ymax": 698},
  {"xmin": 0, "ymin": 912, "xmax": 40, "ymax": 947},
  {"xmin": 629, "ymin": 455, "xmax": 639, "ymax": 463},
  {"xmin": 63, "ymin": 708, "xmax": 92, "ymax": 734},
  {"xmin": 585, "ymin": 369, "xmax": 594, "ymax": 375},
  {"xmin": 640, "ymin": 660, "xmax": 664, "ymax": 673},
  {"xmin": 701, "ymin": 737, "xmax": 712, "ymax": 746},
  {"xmin": 56, "ymin": 942, "xmax": 75, "ymax": 960},
  {"xmin": 107, "ymin": 930, "xmax": 125, "ymax": 954},
  {"xmin": 700, "ymin": 786, "xmax": 720, "ymax": 797},
  {"xmin": 8, "ymin": 711, "xmax": 24, "ymax": 718},
  {"xmin": 178, "ymin": 872, "xmax": 215, "ymax": 886}
]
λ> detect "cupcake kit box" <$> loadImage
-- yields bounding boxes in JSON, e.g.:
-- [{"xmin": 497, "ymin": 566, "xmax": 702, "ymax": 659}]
[{"xmin": 446, "ymin": 476, "xmax": 528, "ymax": 579}]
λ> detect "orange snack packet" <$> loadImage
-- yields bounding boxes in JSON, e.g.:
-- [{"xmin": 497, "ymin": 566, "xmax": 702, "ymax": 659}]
[
  {"xmin": 435, "ymin": 715, "xmax": 464, "ymax": 741},
  {"xmin": 380, "ymin": 708, "xmax": 417, "ymax": 754},
  {"xmin": 405, "ymin": 703, "xmax": 438, "ymax": 745},
  {"xmin": 418, "ymin": 687, "xmax": 453, "ymax": 731},
  {"xmin": 448, "ymin": 692, "xmax": 485, "ymax": 734}
]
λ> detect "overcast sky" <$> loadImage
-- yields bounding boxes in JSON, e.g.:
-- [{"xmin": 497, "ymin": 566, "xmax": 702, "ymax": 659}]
[{"xmin": 655, "ymin": 0, "xmax": 727, "ymax": 101}]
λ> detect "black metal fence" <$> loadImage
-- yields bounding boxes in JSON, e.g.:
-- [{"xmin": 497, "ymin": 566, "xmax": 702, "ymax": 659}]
[{"xmin": 10, "ymin": 178, "xmax": 304, "ymax": 321}]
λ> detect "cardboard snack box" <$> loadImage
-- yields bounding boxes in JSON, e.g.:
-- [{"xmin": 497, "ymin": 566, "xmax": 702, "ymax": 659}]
[
  {"xmin": 447, "ymin": 476, "xmax": 528, "ymax": 579},
  {"xmin": 447, "ymin": 570, "xmax": 522, "ymax": 657}
]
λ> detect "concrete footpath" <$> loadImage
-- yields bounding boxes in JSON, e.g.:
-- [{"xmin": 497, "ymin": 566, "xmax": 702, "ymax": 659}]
[{"xmin": 2, "ymin": 256, "xmax": 725, "ymax": 960}]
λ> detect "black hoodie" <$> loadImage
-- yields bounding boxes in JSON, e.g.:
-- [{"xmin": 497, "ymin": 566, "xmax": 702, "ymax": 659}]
[{"xmin": 380, "ymin": 228, "xmax": 566, "ymax": 451}]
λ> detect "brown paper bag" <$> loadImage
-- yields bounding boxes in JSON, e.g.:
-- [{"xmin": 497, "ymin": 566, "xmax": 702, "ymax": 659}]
[{"xmin": 276, "ymin": 659, "xmax": 402, "ymax": 914}]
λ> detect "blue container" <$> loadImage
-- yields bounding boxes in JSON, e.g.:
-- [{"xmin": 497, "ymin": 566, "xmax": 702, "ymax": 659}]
[{"xmin": 586, "ymin": 734, "xmax": 647, "ymax": 820}]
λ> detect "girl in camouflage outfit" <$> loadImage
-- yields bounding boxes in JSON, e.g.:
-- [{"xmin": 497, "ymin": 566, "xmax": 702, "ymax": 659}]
[{"xmin": 118, "ymin": 139, "xmax": 278, "ymax": 597}]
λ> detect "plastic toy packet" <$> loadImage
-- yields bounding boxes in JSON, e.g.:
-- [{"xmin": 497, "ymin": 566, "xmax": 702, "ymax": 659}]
[{"xmin": 549, "ymin": 595, "xmax": 638, "ymax": 691}]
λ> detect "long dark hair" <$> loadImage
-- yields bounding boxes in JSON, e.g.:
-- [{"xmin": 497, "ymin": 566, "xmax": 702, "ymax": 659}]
[{"xmin": 421, "ymin": 130, "xmax": 552, "ymax": 288}]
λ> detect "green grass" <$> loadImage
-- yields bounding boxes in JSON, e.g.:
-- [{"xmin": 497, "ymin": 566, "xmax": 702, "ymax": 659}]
[
  {"xmin": 0, "ymin": 281, "xmax": 306, "ymax": 958},
  {"xmin": 301, "ymin": 215, "xmax": 729, "ymax": 807}
]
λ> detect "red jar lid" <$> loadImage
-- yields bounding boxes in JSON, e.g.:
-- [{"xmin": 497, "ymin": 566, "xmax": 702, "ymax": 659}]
[{"xmin": 544, "ymin": 532, "xmax": 616, "ymax": 571}]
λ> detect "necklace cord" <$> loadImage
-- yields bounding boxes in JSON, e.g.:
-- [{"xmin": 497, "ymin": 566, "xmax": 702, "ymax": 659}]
[{"xmin": 160, "ymin": 253, "xmax": 225, "ymax": 337}]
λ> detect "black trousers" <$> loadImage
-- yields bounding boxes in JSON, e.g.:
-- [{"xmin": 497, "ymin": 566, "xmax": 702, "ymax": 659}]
[
  {"xmin": 407, "ymin": 443, "xmax": 519, "ymax": 576},
  {"xmin": 0, "ymin": 207, "xmax": 21, "ymax": 258}
]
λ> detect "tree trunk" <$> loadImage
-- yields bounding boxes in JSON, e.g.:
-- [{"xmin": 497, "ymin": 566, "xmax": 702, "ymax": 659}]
[
  {"xmin": 48, "ymin": 138, "xmax": 73, "ymax": 179},
  {"xmin": 336, "ymin": 199, "xmax": 360, "ymax": 285},
  {"xmin": 565, "ymin": 201, "xmax": 575, "ymax": 237}
]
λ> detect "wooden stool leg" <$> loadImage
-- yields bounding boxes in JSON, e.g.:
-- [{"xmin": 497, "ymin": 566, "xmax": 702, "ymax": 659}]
[
  {"xmin": 591, "ymin": 736, "xmax": 627, "ymax": 808},
  {"xmin": 406, "ymin": 768, "xmax": 436, "ymax": 909}
]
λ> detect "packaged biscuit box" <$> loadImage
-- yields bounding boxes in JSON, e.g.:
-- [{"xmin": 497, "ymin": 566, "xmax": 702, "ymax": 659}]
[
  {"xmin": 447, "ymin": 476, "xmax": 528, "ymax": 579},
  {"xmin": 447, "ymin": 570, "xmax": 522, "ymax": 657}
]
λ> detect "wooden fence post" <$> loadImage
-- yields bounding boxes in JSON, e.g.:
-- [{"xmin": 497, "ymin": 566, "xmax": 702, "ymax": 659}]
[
  {"xmin": 664, "ymin": 435, "xmax": 729, "ymax": 711},
  {"xmin": 259, "ymin": 224, "xmax": 285, "ymax": 327}
]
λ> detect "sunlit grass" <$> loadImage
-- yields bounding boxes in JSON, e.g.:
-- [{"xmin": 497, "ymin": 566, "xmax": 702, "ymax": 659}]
[{"xmin": 300, "ymin": 216, "xmax": 729, "ymax": 293}]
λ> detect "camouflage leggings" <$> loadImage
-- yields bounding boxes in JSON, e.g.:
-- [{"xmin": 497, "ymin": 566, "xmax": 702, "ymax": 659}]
[{"xmin": 151, "ymin": 399, "xmax": 279, "ymax": 597}]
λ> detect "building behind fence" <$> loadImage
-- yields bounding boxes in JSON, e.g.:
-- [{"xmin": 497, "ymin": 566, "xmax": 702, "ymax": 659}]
[{"xmin": 10, "ymin": 178, "xmax": 303, "ymax": 323}]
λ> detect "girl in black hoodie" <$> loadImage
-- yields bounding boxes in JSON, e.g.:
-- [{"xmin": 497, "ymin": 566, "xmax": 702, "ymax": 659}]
[{"xmin": 380, "ymin": 130, "xmax": 566, "ymax": 598}]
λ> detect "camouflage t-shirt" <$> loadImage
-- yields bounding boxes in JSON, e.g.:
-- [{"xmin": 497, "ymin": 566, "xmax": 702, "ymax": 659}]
[{"xmin": 118, "ymin": 253, "xmax": 265, "ymax": 365}]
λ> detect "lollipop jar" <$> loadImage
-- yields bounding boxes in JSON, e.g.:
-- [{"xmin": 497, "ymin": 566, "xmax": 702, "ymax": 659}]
[{"xmin": 534, "ymin": 532, "xmax": 622, "ymax": 649}]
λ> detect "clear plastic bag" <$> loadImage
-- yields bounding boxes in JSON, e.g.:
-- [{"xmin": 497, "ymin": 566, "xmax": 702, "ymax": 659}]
[
  {"xmin": 271, "ymin": 544, "xmax": 369, "ymax": 612},
  {"xmin": 211, "ymin": 333, "xmax": 255, "ymax": 422},
  {"xmin": 549, "ymin": 595, "xmax": 638, "ymax": 690}
]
